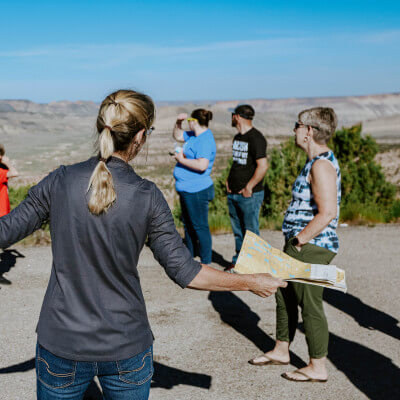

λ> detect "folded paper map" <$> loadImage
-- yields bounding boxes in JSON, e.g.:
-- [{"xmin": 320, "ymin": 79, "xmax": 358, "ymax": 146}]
[{"xmin": 233, "ymin": 231, "xmax": 347, "ymax": 292}]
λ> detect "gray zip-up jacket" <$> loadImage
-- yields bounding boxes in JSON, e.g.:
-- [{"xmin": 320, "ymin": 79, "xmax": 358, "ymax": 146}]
[{"xmin": 0, "ymin": 156, "xmax": 201, "ymax": 361}]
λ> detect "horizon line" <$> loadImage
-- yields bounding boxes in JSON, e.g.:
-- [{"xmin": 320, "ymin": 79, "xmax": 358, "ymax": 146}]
[{"xmin": 1, "ymin": 91, "xmax": 399, "ymax": 106}]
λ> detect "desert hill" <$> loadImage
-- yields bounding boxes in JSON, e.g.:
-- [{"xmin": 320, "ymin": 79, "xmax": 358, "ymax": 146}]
[
  {"xmin": 0, "ymin": 93, "xmax": 399, "ymax": 186},
  {"xmin": 1, "ymin": 92, "xmax": 400, "ymax": 138}
]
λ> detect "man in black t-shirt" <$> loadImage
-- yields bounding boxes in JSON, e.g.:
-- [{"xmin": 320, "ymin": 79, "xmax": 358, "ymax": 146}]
[{"xmin": 226, "ymin": 105, "xmax": 268, "ymax": 268}]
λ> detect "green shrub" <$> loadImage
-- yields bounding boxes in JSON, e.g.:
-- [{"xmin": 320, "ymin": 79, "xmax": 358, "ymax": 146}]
[
  {"xmin": 340, "ymin": 203, "xmax": 387, "ymax": 224},
  {"xmin": 8, "ymin": 124, "xmax": 400, "ymax": 246},
  {"xmin": 9, "ymin": 185, "xmax": 31, "ymax": 210},
  {"xmin": 208, "ymin": 158, "xmax": 232, "ymax": 227},
  {"xmin": 261, "ymin": 124, "xmax": 398, "ymax": 225},
  {"xmin": 263, "ymin": 138, "xmax": 306, "ymax": 221},
  {"xmin": 178, "ymin": 123, "xmax": 398, "ymax": 230},
  {"xmin": 8, "ymin": 184, "xmax": 50, "ymax": 244},
  {"xmin": 389, "ymin": 200, "xmax": 400, "ymax": 221},
  {"xmin": 330, "ymin": 124, "xmax": 396, "ymax": 211},
  {"xmin": 172, "ymin": 197, "xmax": 183, "ymax": 228}
]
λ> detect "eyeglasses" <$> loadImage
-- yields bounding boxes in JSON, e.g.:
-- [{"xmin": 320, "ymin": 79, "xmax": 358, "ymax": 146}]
[
  {"xmin": 294, "ymin": 122, "xmax": 319, "ymax": 131},
  {"xmin": 187, "ymin": 118, "xmax": 198, "ymax": 122},
  {"xmin": 146, "ymin": 127, "xmax": 155, "ymax": 136}
]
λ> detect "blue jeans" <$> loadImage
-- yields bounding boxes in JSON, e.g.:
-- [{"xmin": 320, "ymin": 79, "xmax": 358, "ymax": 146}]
[
  {"xmin": 227, "ymin": 190, "xmax": 264, "ymax": 264},
  {"xmin": 36, "ymin": 343, "xmax": 153, "ymax": 400},
  {"xmin": 178, "ymin": 184, "xmax": 214, "ymax": 264}
]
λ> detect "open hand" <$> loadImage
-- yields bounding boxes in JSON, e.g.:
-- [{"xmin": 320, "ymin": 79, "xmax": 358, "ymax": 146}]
[{"xmin": 249, "ymin": 273, "xmax": 287, "ymax": 298}]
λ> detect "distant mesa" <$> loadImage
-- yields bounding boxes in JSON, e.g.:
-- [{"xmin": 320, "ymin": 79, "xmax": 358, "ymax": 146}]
[
  {"xmin": 0, "ymin": 93, "xmax": 399, "ymax": 138},
  {"xmin": 0, "ymin": 103, "xmax": 15, "ymax": 113}
]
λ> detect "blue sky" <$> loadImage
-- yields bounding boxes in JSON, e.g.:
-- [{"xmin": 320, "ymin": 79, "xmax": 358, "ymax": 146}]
[{"xmin": 0, "ymin": 0, "xmax": 399, "ymax": 102}]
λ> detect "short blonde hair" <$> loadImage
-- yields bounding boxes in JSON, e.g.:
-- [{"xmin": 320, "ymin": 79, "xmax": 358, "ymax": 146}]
[{"xmin": 298, "ymin": 107, "xmax": 338, "ymax": 144}]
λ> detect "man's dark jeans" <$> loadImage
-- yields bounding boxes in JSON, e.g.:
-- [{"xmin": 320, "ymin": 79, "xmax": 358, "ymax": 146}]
[
  {"xmin": 36, "ymin": 343, "xmax": 153, "ymax": 399},
  {"xmin": 179, "ymin": 184, "xmax": 214, "ymax": 264},
  {"xmin": 227, "ymin": 190, "xmax": 264, "ymax": 264}
]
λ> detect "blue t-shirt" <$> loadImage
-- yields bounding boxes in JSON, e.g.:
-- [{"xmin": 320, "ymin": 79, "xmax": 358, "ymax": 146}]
[{"xmin": 173, "ymin": 129, "xmax": 217, "ymax": 193}]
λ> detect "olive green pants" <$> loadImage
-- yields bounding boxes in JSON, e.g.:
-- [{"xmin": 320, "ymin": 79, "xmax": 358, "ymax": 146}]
[{"xmin": 275, "ymin": 238, "xmax": 336, "ymax": 359}]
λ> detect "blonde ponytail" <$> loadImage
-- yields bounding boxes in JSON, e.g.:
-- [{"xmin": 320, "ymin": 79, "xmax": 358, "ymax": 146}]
[
  {"xmin": 87, "ymin": 127, "xmax": 116, "ymax": 215},
  {"xmin": 88, "ymin": 89, "xmax": 155, "ymax": 215}
]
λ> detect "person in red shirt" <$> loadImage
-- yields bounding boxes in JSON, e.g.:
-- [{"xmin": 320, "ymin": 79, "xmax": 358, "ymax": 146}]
[
  {"xmin": 0, "ymin": 144, "xmax": 18, "ymax": 285},
  {"xmin": 0, "ymin": 145, "xmax": 18, "ymax": 217}
]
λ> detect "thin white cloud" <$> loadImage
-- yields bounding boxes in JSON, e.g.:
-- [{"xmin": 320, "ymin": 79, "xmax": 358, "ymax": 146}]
[
  {"xmin": 1, "ymin": 29, "xmax": 397, "ymax": 70},
  {"xmin": 358, "ymin": 29, "xmax": 400, "ymax": 44},
  {"xmin": 0, "ymin": 37, "xmax": 304, "ymax": 59}
]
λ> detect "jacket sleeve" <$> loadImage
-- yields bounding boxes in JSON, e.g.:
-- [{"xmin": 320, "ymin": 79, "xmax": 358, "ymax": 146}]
[
  {"xmin": 0, "ymin": 167, "xmax": 62, "ymax": 248},
  {"xmin": 147, "ymin": 184, "xmax": 202, "ymax": 288}
]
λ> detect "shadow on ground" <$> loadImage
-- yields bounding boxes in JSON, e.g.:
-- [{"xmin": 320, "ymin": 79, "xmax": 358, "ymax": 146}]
[
  {"xmin": 0, "ymin": 249, "xmax": 25, "ymax": 285},
  {"xmin": 323, "ymin": 291, "xmax": 400, "ymax": 398},
  {"xmin": 294, "ymin": 322, "xmax": 400, "ymax": 400},
  {"xmin": 208, "ymin": 291, "xmax": 306, "ymax": 368},
  {"xmin": 151, "ymin": 361, "xmax": 211, "ymax": 389},
  {"xmin": 328, "ymin": 331, "xmax": 400, "ymax": 399},
  {"xmin": 324, "ymin": 290, "xmax": 400, "ymax": 340},
  {"xmin": 211, "ymin": 250, "xmax": 231, "ymax": 269},
  {"xmin": 208, "ymin": 290, "xmax": 400, "ymax": 400}
]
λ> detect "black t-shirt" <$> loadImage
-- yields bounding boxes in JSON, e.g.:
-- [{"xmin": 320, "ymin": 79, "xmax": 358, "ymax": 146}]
[{"xmin": 227, "ymin": 127, "xmax": 267, "ymax": 194}]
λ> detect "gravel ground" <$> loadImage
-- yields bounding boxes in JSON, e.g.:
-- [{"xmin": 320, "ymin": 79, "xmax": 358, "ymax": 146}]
[{"xmin": 0, "ymin": 225, "xmax": 399, "ymax": 400}]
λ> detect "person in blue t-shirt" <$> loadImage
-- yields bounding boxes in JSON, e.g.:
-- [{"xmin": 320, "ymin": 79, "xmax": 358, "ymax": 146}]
[{"xmin": 172, "ymin": 109, "xmax": 217, "ymax": 265}]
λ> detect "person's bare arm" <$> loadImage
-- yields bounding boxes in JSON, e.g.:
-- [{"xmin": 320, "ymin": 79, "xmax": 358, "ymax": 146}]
[
  {"xmin": 188, "ymin": 264, "xmax": 287, "ymax": 298},
  {"xmin": 174, "ymin": 151, "xmax": 209, "ymax": 172},
  {"xmin": 147, "ymin": 185, "xmax": 287, "ymax": 297},
  {"xmin": 172, "ymin": 113, "xmax": 188, "ymax": 142},
  {"xmin": 239, "ymin": 157, "xmax": 267, "ymax": 198},
  {"xmin": 296, "ymin": 159, "xmax": 337, "ymax": 248},
  {"xmin": 1, "ymin": 156, "xmax": 18, "ymax": 178}
]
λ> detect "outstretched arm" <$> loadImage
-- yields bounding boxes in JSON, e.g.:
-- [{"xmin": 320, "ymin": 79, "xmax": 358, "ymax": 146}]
[
  {"xmin": 188, "ymin": 264, "xmax": 286, "ymax": 297},
  {"xmin": 0, "ymin": 168, "xmax": 61, "ymax": 248},
  {"xmin": 147, "ymin": 185, "xmax": 286, "ymax": 296}
]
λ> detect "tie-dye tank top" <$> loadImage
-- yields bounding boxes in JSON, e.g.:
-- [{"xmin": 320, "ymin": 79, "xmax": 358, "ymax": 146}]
[{"xmin": 282, "ymin": 150, "xmax": 341, "ymax": 253}]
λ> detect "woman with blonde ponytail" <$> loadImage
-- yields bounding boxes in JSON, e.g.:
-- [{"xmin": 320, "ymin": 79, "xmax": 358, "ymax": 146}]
[
  {"xmin": 87, "ymin": 126, "xmax": 116, "ymax": 214},
  {"xmin": 0, "ymin": 89, "xmax": 285, "ymax": 399}
]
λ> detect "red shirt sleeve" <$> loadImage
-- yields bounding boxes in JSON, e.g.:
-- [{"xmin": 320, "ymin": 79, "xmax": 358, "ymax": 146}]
[{"xmin": 0, "ymin": 168, "xmax": 8, "ymax": 184}]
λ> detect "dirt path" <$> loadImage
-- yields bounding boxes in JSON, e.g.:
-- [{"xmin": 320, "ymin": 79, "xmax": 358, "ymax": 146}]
[{"xmin": 0, "ymin": 226, "xmax": 399, "ymax": 399}]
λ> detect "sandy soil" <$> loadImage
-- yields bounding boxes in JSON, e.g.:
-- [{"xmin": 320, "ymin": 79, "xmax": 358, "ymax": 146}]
[{"xmin": 0, "ymin": 225, "xmax": 399, "ymax": 400}]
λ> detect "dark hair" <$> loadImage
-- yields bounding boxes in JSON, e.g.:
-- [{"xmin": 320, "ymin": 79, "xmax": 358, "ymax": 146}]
[
  {"xmin": 234, "ymin": 104, "xmax": 255, "ymax": 120},
  {"xmin": 191, "ymin": 109, "xmax": 213, "ymax": 127},
  {"xmin": 0, "ymin": 144, "xmax": 4, "ymax": 157}
]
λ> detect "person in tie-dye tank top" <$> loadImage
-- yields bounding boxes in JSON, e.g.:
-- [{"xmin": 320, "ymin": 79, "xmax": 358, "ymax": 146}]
[{"xmin": 249, "ymin": 107, "xmax": 341, "ymax": 383}]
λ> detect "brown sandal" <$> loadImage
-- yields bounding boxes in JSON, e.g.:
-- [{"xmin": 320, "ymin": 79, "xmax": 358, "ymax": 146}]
[
  {"xmin": 281, "ymin": 370, "xmax": 327, "ymax": 383},
  {"xmin": 248, "ymin": 355, "xmax": 289, "ymax": 366}
]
